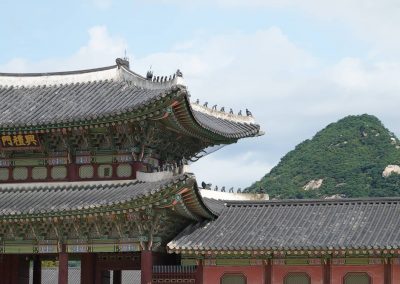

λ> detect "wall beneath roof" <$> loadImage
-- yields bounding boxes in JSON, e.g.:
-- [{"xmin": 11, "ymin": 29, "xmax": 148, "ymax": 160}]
[
  {"xmin": 202, "ymin": 265, "xmax": 265, "ymax": 284},
  {"xmin": 331, "ymin": 264, "xmax": 384, "ymax": 283},
  {"xmin": 272, "ymin": 264, "xmax": 323, "ymax": 284},
  {"xmin": 393, "ymin": 260, "xmax": 400, "ymax": 283},
  {"xmin": 197, "ymin": 260, "xmax": 396, "ymax": 283}
]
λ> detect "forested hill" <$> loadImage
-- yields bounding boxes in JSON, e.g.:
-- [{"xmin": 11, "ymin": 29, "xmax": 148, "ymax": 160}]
[{"xmin": 246, "ymin": 114, "xmax": 400, "ymax": 199}]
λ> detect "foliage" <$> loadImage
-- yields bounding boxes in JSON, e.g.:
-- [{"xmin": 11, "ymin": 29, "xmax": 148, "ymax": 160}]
[{"xmin": 246, "ymin": 114, "xmax": 400, "ymax": 199}]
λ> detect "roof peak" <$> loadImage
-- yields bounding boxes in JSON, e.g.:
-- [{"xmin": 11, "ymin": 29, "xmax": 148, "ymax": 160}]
[
  {"xmin": 0, "ymin": 58, "xmax": 185, "ymax": 89},
  {"xmin": 226, "ymin": 196, "xmax": 400, "ymax": 206}
]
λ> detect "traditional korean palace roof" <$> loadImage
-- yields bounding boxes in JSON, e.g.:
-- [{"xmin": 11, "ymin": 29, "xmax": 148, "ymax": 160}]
[
  {"xmin": 0, "ymin": 59, "xmax": 260, "ymax": 142},
  {"xmin": 168, "ymin": 198, "xmax": 400, "ymax": 255},
  {"xmin": 0, "ymin": 174, "xmax": 216, "ymax": 253}
]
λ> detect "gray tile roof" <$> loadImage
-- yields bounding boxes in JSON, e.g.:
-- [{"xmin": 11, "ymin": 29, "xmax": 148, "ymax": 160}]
[
  {"xmin": 0, "ymin": 61, "xmax": 261, "ymax": 140},
  {"xmin": 168, "ymin": 198, "xmax": 400, "ymax": 251},
  {"xmin": 201, "ymin": 197, "xmax": 226, "ymax": 215},
  {"xmin": 0, "ymin": 175, "xmax": 188, "ymax": 217},
  {"xmin": 0, "ymin": 78, "xmax": 168, "ymax": 128},
  {"xmin": 192, "ymin": 110, "xmax": 260, "ymax": 139}
]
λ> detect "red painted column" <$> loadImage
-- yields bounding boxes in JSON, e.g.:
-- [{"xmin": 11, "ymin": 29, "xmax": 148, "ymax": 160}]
[
  {"xmin": 323, "ymin": 258, "xmax": 331, "ymax": 284},
  {"xmin": 195, "ymin": 260, "xmax": 203, "ymax": 284},
  {"xmin": 385, "ymin": 258, "xmax": 392, "ymax": 284},
  {"xmin": 141, "ymin": 250, "xmax": 153, "ymax": 284},
  {"xmin": 0, "ymin": 255, "xmax": 14, "ymax": 284},
  {"xmin": 265, "ymin": 259, "xmax": 272, "ymax": 284},
  {"xmin": 33, "ymin": 255, "xmax": 42, "ymax": 284},
  {"xmin": 113, "ymin": 270, "xmax": 122, "ymax": 284},
  {"xmin": 81, "ymin": 253, "xmax": 96, "ymax": 284},
  {"xmin": 58, "ymin": 244, "xmax": 68, "ymax": 284},
  {"xmin": 68, "ymin": 163, "xmax": 78, "ymax": 181}
]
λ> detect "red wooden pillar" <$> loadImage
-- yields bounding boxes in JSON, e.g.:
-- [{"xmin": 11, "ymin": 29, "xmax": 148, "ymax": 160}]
[
  {"xmin": 33, "ymin": 255, "xmax": 42, "ymax": 284},
  {"xmin": 113, "ymin": 270, "xmax": 122, "ymax": 284},
  {"xmin": 1, "ymin": 255, "xmax": 30, "ymax": 284},
  {"xmin": 323, "ymin": 258, "xmax": 331, "ymax": 284},
  {"xmin": 68, "ymin": 163, "xmax": 78, "ymax": 181},
  {"xmin": 195, "ymin": 260, "xmax": 203, "ymax": 284},
  {"xmin": 0, "ymin": 255, "xmax": 16, "ymax": 284},
  {"xmin": 265, "ymin": 259, "xmax": 272, "ymax": 284},
  {"xmin": 385, "ymin": 258, "xmax": 392, "ymax": 284},
  {"xmin": 58, "ymin": 244, "xmax": 68, "ymax": 284},
  {"xmin": 81, "ymin": 253, "xmax": 96, "ymax": 284},
  {"xmin": 141, "ymin": 250, "xmax": 153, "ymax": 284}
]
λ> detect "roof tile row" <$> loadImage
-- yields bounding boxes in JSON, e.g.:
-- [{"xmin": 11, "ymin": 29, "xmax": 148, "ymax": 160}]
[{"xmin": 169, "ymin": 198, "xmax": 400, "ymax": 251}]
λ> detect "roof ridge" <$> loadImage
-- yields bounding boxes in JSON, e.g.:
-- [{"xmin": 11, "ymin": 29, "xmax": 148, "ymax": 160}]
[
  {"xmin": 0, "ymin": 65, "xmax": 120, "ymax": 88},
  {"xmin": 226, "ymin": 197, "xmax": 400, "ymax": 206},
  {"xmin": 0, "ymin": 58, "xmax": 186, "ymax": 90},
  {"xmin": 0, "ymin": 65, "xmax": 117, "ymax": 78}
]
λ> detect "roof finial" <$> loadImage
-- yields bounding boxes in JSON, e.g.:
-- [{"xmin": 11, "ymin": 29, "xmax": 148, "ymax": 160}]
[
  {"xmin": 146, "ymin": 66, "xmax": 153, "ymax": 80},
  {"xmin": 246, "ymin": 108, "xmax": 252, "ymax": 117},
  {"xmin": 176, "ymin": 69, "xmax": 183, "ymax": 77},
  {"xmin": 116, "ymin": 58, "xmax": 130, "ymax": 69}
]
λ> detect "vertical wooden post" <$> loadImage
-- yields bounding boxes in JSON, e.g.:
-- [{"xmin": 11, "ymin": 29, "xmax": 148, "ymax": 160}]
[
  {"xmin": 323, "ymin": 258, "xmax": 331, "ymax": 284},
  {"xmin": 141, "ymin": 250, "xmax": 153, "ymax": 284},
  {"xmin": 384, "ymin": 258, "xmax": 392, "ymax": 284},
  {"xmin": 58, "ymin": 244, "xmax": 68, "ymax": 284},
  {"xmin": 3, "ymin": 255, "xmax": 19, "ymax": 284},
  {"xmin": 81, "ymin": 253, "xmax": 96, "ymax": 284},
  {"xmin": 33, "ymin": 255, "xmax": 42, "ymax": 284},
  {"xmin": 68, "ymin": 163, "xmax": 78, "ymax": 181},
  {"xmin": 113, "ymin": 270, "xmax": 122, "ymax": 284},
  {"xmin": 195, "ymin": 259, "xmax": 203, "ymax": 284},
  {"xmin": 18, "ymin": 256, "xmax": 30, "ymax": 284},
  {"xmin": 265, "ymin": 259, "xmax": 272, "ymax": 284}
]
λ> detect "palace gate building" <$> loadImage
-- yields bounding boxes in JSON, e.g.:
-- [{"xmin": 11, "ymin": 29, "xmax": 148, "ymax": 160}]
[{"xmin": 0, "ymin": 59, "xmax": 399, "ymax": 284}]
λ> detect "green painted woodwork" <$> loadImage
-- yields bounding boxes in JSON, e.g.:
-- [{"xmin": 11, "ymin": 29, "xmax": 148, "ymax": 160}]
[
  {"xmin": 221, "ymin": 275, "xmax": 246, "ymax": 284},
  {"xmin": 94, "ymin": 155, "xmax": 113, "ymax": 163},
  {"xmin": 14, "ymin": 159, "xmax": 42, "ymax": 166},
  {"xmin": 285, "ymin": 259, "xmax": 309, "ymax": 265},
  {"xmin": 345, "ymin": 258, "xmax": 370, "ymax": 265},
  {"xmin": 181, "ymin": 259, "xmax": 197, "ymax": 266},
  {"xmin": 91, "ymin": 244, "xmax": 116, "ymax": 253},
  {"xmin": 216, "ymin": 259, "xmax": 251, "ymax": 266}
]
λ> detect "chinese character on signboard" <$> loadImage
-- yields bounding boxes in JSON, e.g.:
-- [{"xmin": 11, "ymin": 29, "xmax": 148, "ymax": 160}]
[{"xmin": 0, "ymin": 134, "xmax": 40, "ymax": 149}]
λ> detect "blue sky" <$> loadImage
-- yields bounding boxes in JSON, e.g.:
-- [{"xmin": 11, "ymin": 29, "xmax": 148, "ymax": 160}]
[{"xmin": 1, "ymin": 0, "xmax": 400, "ymax": 189}]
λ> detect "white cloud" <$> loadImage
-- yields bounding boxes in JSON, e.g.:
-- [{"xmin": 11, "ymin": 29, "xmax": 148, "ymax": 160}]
[
  {"xmin": 0, "ymin": 26, "xmax": 127, "ymax": 73},
  {"xmin": 215, "ymin": 0, "xmax": 400, "ymax": 56}
]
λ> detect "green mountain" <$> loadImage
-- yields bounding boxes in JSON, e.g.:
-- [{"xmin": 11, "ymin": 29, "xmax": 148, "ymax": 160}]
[{"xmin": 247, "ymin": 114, "xmax": 400, "ymax": 199}]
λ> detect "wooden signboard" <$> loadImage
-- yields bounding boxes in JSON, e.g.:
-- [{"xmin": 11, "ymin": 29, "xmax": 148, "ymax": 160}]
[{"xmin": 0, "ymin": 134, "xmax": 41, "ymax": 150}]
